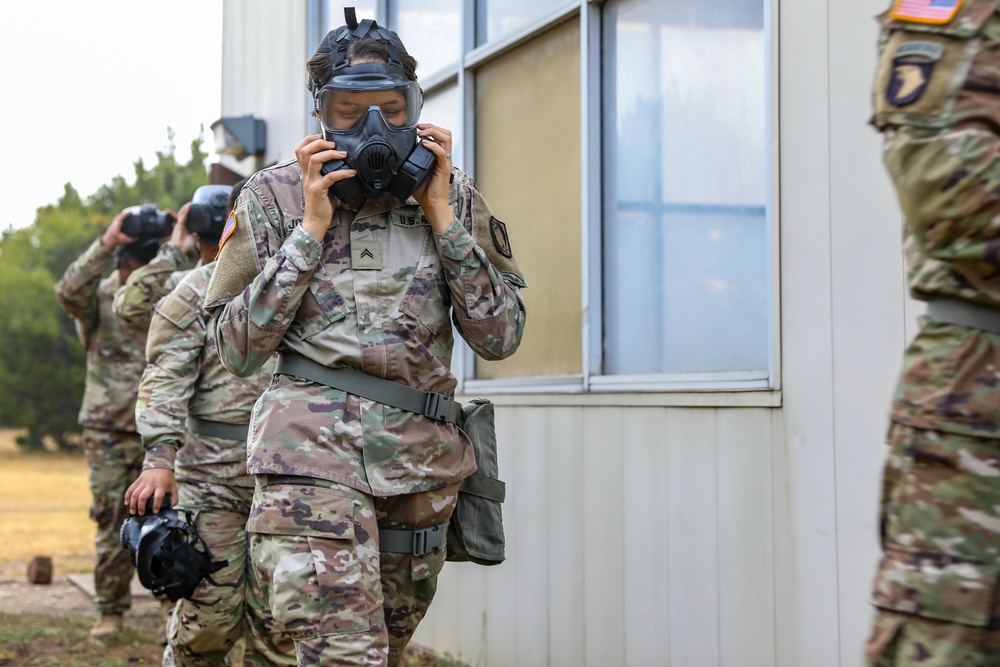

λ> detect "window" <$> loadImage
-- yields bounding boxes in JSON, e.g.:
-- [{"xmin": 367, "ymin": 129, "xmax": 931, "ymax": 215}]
[
  {"xmin": 388, "ymin": 1, "xmax": 460, "ymax": 78},
  {"xmin": 601, "ymin": 0, "xmax": 770, "ymax": 379},
  {"xmin": 474, "ymin": 19, "xmax": 581, "ymax": 380},
  {"xmin": 475, "ymin": 0, "xmax": 568, "ymax": 45},
  {"xmin": 312, "ymin": 0, "xmax": 775, "ymax": 391}
]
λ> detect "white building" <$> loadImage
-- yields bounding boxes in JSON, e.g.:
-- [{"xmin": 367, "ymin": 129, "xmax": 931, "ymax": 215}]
[{"xmin": 215, "ymin": 1, "xmax": 910, "ymax": 665}]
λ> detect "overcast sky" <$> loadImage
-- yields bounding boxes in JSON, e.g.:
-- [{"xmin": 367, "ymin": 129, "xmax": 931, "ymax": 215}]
[{"xmin": 0, "ymin": 1, "xmax": 224, "ymax": 231}]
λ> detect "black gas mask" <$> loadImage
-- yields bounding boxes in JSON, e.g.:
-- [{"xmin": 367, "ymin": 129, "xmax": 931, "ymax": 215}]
[
  {"xmin": 119, "ymin": 497, "xmax": 228, "ymax": 602},
  {"xmin": 185, "ymin": 184, "xmax": 232, "ymax": 241},
  {"xmin": 311, "ymin": 9, "xmax": 435, "ymax": 203}
]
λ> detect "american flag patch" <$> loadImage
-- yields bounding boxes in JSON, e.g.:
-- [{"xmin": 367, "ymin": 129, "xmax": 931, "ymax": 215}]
[
  {"xmin": 219, "ymin": 211, "xmax": 237, "ymax": 249},
  {"xmin": 891, "ymin": 0, "xmax": 963, "ymax": 24}
]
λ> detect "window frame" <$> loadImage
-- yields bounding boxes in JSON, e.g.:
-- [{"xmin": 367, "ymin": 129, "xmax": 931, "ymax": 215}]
[{"xmin": 356, "ymin": 0, "xmax": 782, "ymax": 403}]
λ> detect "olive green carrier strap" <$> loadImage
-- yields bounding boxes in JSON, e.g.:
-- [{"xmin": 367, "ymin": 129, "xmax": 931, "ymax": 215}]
[
  {"xmin": 926, "ymin": 296, "xmax": 1000, "ymax": 334},
  {"xmin": 274, "ymin": 352, "xmax": 463, "ymax": 424}
]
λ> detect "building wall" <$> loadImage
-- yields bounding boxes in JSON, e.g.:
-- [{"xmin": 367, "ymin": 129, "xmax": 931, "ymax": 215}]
[{"xmin": 219, "ymin": 0, "xmax": 920, "ymax": 664}]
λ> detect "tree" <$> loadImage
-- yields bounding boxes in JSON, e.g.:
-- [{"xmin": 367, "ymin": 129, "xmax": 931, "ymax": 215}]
[{"xmin": 0, "ymin": 130, "xmax": 210, "ymax": 450}]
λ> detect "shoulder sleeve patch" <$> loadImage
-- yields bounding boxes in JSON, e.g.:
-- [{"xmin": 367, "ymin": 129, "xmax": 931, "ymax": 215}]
[
  {"xmin": 205, "ymin": 204, "xmax": 261, "ymax": 310},
  {"xmin": 890, "ymin": 0, "xmax": 962, "ymax": 24},
  {"xmin": 471, "ymin": 190, "xmax": 527, "ymax": 288}
]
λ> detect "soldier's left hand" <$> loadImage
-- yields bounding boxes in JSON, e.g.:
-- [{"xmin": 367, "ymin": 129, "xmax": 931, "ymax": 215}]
[
  {"xmin": 124, "ymin": 468, "xmax": 179, "ymax": 515},
  {"xmin": 413, "ymin": 123, "xmax": 454, "ymax": 233}
]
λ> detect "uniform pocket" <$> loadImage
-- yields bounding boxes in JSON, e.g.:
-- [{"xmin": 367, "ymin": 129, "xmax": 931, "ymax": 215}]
[
  {"xmin": 871, "ymin": 545, "xmax": 1000, "ymax": 627},
  {"xmin": 247, "ymin": 485, "xmax": 373, "ymax": 637}
]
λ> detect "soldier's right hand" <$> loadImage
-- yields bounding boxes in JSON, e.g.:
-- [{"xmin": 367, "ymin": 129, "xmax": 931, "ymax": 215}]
[
  {"xmin": 295, "ymin": 134, "xmax": 356, "ymax": 243},
  {"xmin": 100, "ymin": 209, "xmax": 138, "ymax": 253},
  {"xmin": 124, "ymin": 468, "xmax": 179, "ymax": 516}
]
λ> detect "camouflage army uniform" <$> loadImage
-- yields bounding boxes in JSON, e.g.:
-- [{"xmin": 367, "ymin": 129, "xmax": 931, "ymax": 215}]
[
  {"xmin": 128, "ymin": 261, "xmax": 286, "ymax": 666},
  {"xmin": 204, "ymin": 160, "xmax": 526, "ymax": 666},
  {"xmin": 867, "ymin": 1, "xmax": 1000, "ymax": 664},
  {"xmin": 54, "ymin": 238, "xmax": 148, "ymax": 616}
]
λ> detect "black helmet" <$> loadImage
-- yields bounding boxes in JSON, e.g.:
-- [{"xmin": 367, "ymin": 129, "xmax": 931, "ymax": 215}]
[{"xmin": 119, "ymin": 497, "xmax": 226, "ymax": 602}]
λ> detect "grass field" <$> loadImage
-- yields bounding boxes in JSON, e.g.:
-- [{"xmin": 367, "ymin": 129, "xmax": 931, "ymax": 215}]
[
  {"xmin": 0, "ymin": 429, "xmax": 94, "ymax": 576},
  {"xmin": 0, "ymin": 429, "xmax": 465, "ymax": 666}
]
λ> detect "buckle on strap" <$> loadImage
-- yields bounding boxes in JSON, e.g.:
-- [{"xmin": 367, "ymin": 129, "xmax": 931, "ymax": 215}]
[
  {"xmin": 423, "ymin": 392, "xmax": 456, "ymax": 422},
  {"xmin": 379, "ymin": 523, "xmax": 448, "ymax": 556}
]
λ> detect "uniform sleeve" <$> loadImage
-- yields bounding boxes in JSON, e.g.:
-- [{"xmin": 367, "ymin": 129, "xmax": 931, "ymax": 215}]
[
  {"xmin": 872, "ymin": 9, "xmax": 1000, "ymax": 261},
  {"xmin": 207, "ymin": 187, "xmax": 324, "ymax": 377},
  {"xmin": 435, "ymin": 175, "xmax": 527, "ymax": 361},
  {"xmin": 135, "ymin": 282, "xmax": 204, "ymax": 470},
  {"xmin": 113, "ymin": 243, "xmax": 198, "ymax": 327},
  {"xmin": 54, "ymin": 238, "xmax": 114, "ymax": 347}
]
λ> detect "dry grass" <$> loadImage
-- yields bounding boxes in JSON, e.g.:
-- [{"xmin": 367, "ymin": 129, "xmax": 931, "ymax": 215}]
[{"xmin": 0, "ymin": 429, "xmax": 94, "ymax": 576}]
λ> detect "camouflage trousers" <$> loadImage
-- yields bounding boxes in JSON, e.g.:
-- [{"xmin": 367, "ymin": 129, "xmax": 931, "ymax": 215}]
[
  {"xmin": 865, "ymin": 424, "xmax": 1000, "ymax": 666},
  {"xmin": 161, "ymin": 479, "xmax": 272, "ymax": 667},
  {"xmin": 81, "ymin": 427, "xmax": 144, "ymax": 615},
  {"xmin": 245, "ymin": 479, "xmax": 462, "ymax": 667}
]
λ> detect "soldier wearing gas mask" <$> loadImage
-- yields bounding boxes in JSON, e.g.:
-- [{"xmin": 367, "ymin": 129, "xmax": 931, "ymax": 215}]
[
  {"xmin": 116, "ymin": 182, "xmax": 289, "ymax": 665},
  {"xmin": 54, "ymin": 208, "xmax": 165, "ymax": 640},
  {"xmin": 204, "ymin": 8, "xmax": 527, "ymax": 666}
]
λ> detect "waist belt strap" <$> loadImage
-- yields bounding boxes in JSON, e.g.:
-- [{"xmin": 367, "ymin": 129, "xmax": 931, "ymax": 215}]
[
  {"xmin": 186, "ymin": 417, "xmax": 250, "ymax": 442},
  {"xmin": 274, "ymin": 352, "xmax": 462, "ymax": 425},
  {"xmin": 926, "ymin": 296, "xmax": 1000, "ymax": 334},
  {"xmin": 380, "ymin": 524, "xmax": 449, "ymax": 556}
]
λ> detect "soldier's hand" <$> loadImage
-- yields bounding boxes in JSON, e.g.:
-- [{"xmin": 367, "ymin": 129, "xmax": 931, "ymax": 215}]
[
  {"xmin": 413, "ymin": 123, "xmax": 454, "ymax": 233},
  {"xmin": 295, "ymin": 134, "xmax": 356, "ymax": 243},
  {"xmin": 169, "ymin": 203, "xmax": 197, "ymax": 253},
  {"xmin": 101, "ymin": 209, "xmax": 138, "ymax": 253},
  {"xmin": 124, "ymin": 468, "xmax": 178, "ymax": 516}
]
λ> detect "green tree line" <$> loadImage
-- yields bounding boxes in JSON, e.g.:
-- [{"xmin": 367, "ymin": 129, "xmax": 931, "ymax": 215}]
[{"xmin": 0, "ymin": 131, "xmax": 211, "ymax": 450}]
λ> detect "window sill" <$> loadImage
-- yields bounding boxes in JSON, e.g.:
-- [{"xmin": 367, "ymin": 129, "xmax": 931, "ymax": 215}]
[{"xmin": 460, "ymin": 374, "xmax": 782, "ymax": 408}]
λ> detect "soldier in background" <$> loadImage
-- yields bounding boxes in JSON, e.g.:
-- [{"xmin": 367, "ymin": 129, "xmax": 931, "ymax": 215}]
[
  {"xmin": 866, "ymin": 1, "xmax": 1000, "ymax": 664},
  {"xmin": 204, "ymin": 12, "xmax": 526, "ymax": 666},
  {"xmin": 121, "ymin": 181, "xmax": 291, "ymax": 666},
  {"xmin": 54, "ymin": 210, "xmax": 162, "ymax": 640}
]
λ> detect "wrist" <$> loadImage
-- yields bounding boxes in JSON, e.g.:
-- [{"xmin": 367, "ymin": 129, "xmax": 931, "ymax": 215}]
[
  {"xmin": 426, "ymin": 205, "xmax": 454, "ymax": 233},
  {"xmin": 301, "ymin": 215, "xmax": 331, "ymax": 242}
]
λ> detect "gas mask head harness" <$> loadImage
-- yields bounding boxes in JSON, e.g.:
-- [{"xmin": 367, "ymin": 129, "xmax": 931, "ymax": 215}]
[
  {"xmin": 119, "ymin": 495, "xmax": 229, "ymax": 603},
  {"xmin": 310, "ymin": 7, "xmax": 435, "ymax": 203}
]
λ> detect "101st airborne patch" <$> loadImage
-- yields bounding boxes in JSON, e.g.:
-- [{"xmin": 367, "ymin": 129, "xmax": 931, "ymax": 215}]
[
  {"xmin": 890, "ymin": 0, "xmax": 963, "ymax": 25},
  {"xmin": 886, "ymin": 40, "xmax": 944, "ymax": 106}
]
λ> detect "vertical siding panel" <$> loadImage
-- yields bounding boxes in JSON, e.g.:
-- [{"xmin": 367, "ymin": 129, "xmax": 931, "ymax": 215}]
[
  {"xmin": 718, "ymin": 409, "xmax": 776, "ymax": 666},
  {"xmin": 623, "ymin": 408, "xmax": 670, "ymax": 666},
  {"xmin": 484, "ymin": 405, "xmax": 521, "ymax": 666},
  {"xmin": 547, "ymin": 407, "xmax": 586, "ymax": 667},
  {"xmin": 667, "ymin": 408, "xmax": 720, "ymax": 667},
  {"xmin": 583, "ymin": 407, "xmax": 626, "ymax": 667},
  {"xmin": 777, "ymin": 0, "xmax": 842, "ymax": 661},
  {"xmin": 513, "ymin": 408, "xmax": 551, "ymax": 665},
  {"xmin": 828, "ymin": 0, "xmax": 913, "ymax": 663},
  {"xmin": 451, "ymin": 563, "xmax": 488, "ymax": 666}
]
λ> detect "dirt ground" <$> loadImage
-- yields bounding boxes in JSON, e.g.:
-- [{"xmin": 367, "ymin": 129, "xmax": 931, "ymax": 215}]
[{"xmin": 0, "ymin": 574, "xmax": 159, "ymax": 615}]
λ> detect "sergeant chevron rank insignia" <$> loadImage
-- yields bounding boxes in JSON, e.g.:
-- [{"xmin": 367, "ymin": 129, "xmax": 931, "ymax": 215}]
[
  {"xmin": 351, "ymin": 241, "xmax": 383, "ymax": 270},
  {"xmin": 886, "ymin": 41, "xmax": 943, "ymax": 107}
]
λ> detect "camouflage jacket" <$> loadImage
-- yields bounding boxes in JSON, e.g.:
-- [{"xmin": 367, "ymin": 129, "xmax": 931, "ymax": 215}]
[
  {"xmin": 113, "ymin": 242, "xmax": 199, "ymax": 328},
  {"xmin": 54, "ymin": 238, "xmax": 147, "ymax": 432},
  {"xmin": 205, "ymin": 160, "xmax": 527, "ymax": 496},
  {"xmin": 873, "ymin": 1, "xmax": 1000, "ymax": 437},
  {"xmin": 136, "ymin": 262, "xmax": 274, "ymax": 487}
]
